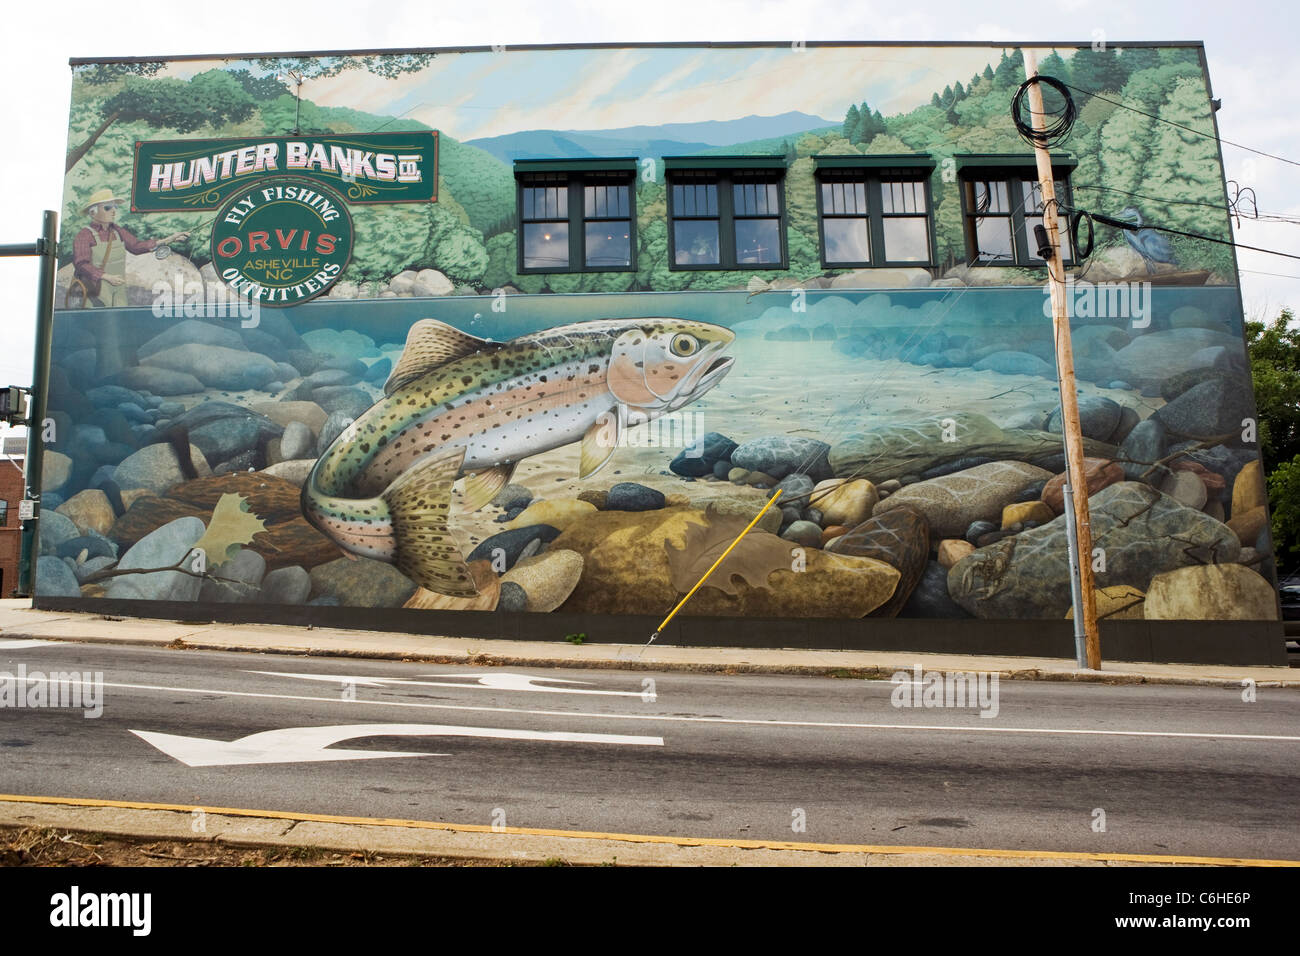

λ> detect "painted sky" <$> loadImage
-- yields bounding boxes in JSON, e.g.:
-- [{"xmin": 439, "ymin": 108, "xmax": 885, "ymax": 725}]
[{"xmin": 151, "ymin": 45, "xmax": 1013, "ymax": 143}]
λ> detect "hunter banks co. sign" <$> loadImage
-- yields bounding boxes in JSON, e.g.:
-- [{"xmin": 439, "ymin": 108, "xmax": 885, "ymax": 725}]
[{"xmin": 131, "ymin": 131, "xmax": 437, "ymax": 305}]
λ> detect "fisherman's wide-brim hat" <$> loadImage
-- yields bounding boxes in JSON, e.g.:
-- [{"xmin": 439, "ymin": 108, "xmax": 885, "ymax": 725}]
[{"xmin": 82, "ymin": 188, "xmax": 128, "ymax": 215}]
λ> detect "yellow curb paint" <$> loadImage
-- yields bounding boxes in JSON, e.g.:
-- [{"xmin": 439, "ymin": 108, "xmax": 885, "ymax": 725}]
[{"xmin": 1, "ymin": 793, "xmax": 1295, "ymax": 866}]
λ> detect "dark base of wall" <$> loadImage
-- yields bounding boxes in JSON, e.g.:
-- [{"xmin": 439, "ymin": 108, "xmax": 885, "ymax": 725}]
[{"xmin": 32, "ymin": 598, "xmax": 1290, "ymax": 667}]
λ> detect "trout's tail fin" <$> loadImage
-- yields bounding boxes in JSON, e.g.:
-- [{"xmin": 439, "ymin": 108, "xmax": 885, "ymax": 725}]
[{"xmin": 382, "ymin": 446, "xmax": 479, "ymax": 597}]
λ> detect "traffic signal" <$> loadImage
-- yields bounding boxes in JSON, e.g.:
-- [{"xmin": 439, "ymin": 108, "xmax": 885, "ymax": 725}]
[{"xmin": 0, "ymin": 386, "xmax": 28, "ymax": 425}]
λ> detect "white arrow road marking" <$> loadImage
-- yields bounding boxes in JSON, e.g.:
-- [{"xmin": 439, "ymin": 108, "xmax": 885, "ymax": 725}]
[
  {"xmin": 0, "ymin": 640, "xmax": 60, "ymax": 650},
  {"xmin": 131, "ymin": 723, "xmax": 665, "ymax": 767},
  {"xmin": 251, "ymin": 670, "xmax": 651, "ymax": 698}
]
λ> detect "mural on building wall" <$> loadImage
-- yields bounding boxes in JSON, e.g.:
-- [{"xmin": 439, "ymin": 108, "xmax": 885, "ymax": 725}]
[{"xmin": 36, "ymin": 43, "xmax": 1279, "ymax": 626}]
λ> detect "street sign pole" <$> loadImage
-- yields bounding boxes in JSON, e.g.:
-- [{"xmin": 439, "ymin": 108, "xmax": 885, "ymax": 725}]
[
  {"xmin": 1023, "ymin": 54, "xmax": 1101, "ymax": 670},
  {"xmin": 0, "ymin": 211, "xmax": 59, "ymax": 598}
]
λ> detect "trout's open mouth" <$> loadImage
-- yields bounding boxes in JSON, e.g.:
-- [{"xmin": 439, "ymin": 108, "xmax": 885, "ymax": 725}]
[{"xmin": 668, "ymin": 343, "xmax": 734, "ymax": 409}]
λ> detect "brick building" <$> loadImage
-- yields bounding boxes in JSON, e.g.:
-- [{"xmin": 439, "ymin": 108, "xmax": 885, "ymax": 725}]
[{"xmin": 0, "ymin": 436, "xmax": 25, "ymax": 598}]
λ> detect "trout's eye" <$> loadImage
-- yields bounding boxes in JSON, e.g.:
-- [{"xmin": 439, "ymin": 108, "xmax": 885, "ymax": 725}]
[{"xmin": 669, "ymin": 334, "xmax": 699, "ymax": 357}]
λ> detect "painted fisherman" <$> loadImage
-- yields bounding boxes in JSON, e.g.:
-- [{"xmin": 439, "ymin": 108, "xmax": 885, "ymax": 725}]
[{"xmin": 70, "ymin": 188, "xmax": 189, "ymax": 308}]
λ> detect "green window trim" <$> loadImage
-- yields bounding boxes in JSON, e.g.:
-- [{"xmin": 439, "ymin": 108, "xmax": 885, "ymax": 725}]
[
  {"xmin": 953, "ymin": 152, "xmax": 1078, "ymax": 174},
  {"xmin": 813, "ymin": 153, "xmax": 937, "ymax": 172},
  {"xmin": 663, "ymin": 155, "xmax": 788, "ymax": 171},
  {"xmin": 666, "ymin": 160, "xmax": 789, "ymax": 272},
  {"xmin": 813, "ymin": 160, "xmax": 936, "ymax": 269},
  {"xmin": 514, "ymin": 161, "xmax": 638, "ymax": 274},
  {"xmin": 514, "ymin": 158, "xmax": 638, "ymax": 174},
  {"xmin": 958, "ymin": 165, "xmax": 1076, "ymax": 268}
]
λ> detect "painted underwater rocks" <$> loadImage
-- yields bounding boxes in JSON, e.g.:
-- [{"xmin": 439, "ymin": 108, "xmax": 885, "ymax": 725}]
[
  {"xmin": 302, "ymin": 317, "xmax": 736, "ymax": 596},
  {"xmin": 947, "ymin": 482, "xmax": 1241, "ymax": 619},
  {"xmin": 825, "ymin": 506, "xmax": 929, "ymax": 618},
  {"xmin": 551, "ymin": 505, "xmax": 899, "ymax": 618},
  {"xmin": 827, "ymin": 412, "xmax": 1113, "ymax": 484},
  {"xmin": 873, "ymin": 461, "xmax": 1052, "ymax": 539}
]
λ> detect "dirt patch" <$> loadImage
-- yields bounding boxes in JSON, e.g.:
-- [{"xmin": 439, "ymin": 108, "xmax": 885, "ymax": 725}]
[{"xmin": 0, "ymin": 825, "xmax": 576, "ymax": 867}]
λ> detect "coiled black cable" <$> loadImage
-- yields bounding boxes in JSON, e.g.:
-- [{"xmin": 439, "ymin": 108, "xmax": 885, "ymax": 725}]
[{"xmin": 1012, "ymin": 75, "xmax": 1076, "ymax": 149}]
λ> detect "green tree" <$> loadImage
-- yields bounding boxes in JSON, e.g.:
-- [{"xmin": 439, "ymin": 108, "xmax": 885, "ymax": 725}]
[
  {"xmin": 66, "ymin": 70, "xmax": 255, "ymax": 171},
  {"xmin": 1069, "ymin": 46, "xmax": 1130, "ymax": 92},
  {"xmin": 1266, "ymin": 458, "xmax": 1300, "ymax": 560},
  {"xmin": 1038, "ymin": 50, "xmax": 1071, "ymax": 85},
  {"xmin": 843, "ymin": 104, "xmax": 861, "ymax": 141},
  {"xmin": 229, "ymin": 69, "xmax": 289, "ymax": 100},
  {"xmin": 1247, "ymin": 310, "xmax": 1300, "ymax": 559},
  {"xmin": 1247, "ymin": 309, "xmax": 1300, "ymax": 468}
]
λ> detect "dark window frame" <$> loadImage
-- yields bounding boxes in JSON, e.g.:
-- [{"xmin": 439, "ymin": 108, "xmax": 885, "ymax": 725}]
[
  {"xmin": 515, "ymin": 166, "xmax": 638, "ymax": 275},
  {"xmin": 813, "ymin": 166, "xmax": 936, "ymax": 269},
  {"xmin": 666, "ymin": 165, "xmax": 788, "ymax": 272},
  {"xmin": 959, "ymin": 166, "xmax": 1076, "ymax": 268}
]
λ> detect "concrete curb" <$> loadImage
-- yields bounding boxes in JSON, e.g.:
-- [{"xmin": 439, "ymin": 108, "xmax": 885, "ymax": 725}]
[
  {"xmin": 2, "ymin": 797, "xmax": 1249, "ymax": 867},
  {"xmin": 1, "ymin": 604, "xmax": 1296, "ymax": 689}
]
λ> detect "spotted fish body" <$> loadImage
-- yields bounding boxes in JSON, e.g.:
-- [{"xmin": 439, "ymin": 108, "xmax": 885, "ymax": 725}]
[{"xmin": 302, "ymin": 317, "xmax": 735, "ymax": 596}]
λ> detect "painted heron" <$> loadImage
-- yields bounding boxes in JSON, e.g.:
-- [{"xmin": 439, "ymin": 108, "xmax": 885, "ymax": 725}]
[{"xmin": 1116, "ymin": 206, "xmax": 1177, "ymax": 274}]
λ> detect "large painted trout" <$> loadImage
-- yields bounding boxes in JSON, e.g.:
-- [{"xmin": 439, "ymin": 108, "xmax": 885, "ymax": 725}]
[{"xmin": 302, "ymin": 317, "xmax": 735, "ymax": 596}]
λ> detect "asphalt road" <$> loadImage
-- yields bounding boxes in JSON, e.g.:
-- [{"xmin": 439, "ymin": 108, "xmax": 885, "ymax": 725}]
[{"xmin": 1, "ymin": 637, "xmax": 1297, "ymax": 860}]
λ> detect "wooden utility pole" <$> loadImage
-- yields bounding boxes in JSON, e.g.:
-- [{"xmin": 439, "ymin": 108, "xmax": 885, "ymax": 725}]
[{"xmin": 1024, "ymin": 51, "xmax": 1101, "ymax": 670}]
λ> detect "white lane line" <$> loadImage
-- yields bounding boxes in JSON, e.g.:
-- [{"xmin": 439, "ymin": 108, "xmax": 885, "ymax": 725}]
[
  {"xmin": 0, "ymin": 640, "xmax": 61, "ymax": 650},
  {"xmin": 250, "ymin": 670, "xmax": 651, "ymax": 698},
  {"xmin": 51, "ymin": 677, "xmax": 1300, "ymax": 743}
]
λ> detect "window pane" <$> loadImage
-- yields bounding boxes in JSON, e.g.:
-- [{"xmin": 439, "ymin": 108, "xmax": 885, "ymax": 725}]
[
  {"xmin": 523, "ymin": 221, "xmax": 569, "ymax": 269},
  {"xmin": 1021, "ymin": 179, "xmax": 1066, "ymax": 215},
  {"xmin": 585, "ymin": 220, "xmax": 632, "ymax": 267},
  {"xmin": 972, "ymin": 180, "xmax": 1008, "ymax": 214},
  {"xmin": 973, "ymin": 216, "xmax": 1014, "ymax": 262},
  {"xmin": 1023, "ymin": 213, "xmax": 1074, "ymax": 261},
  {"xmin": 524, "ymin": 184, "xmax": 568, "ymax": 220},
  {"xmin": 883, "ymin": 217, "xmax": 930, "ymax": 262},
  {"xmin": 735, "ymin": 218, "xmax": 781, "ymax": 265},
  {"xmin": 674, "ymin": 220, "xmax": 720, "ymax": 265},
  {"xmin": 882, "ymin": 180, "xmax": 926, "ymax": 214},
  {"xmin": 823, "ymin": 217, "xmax": 870, "ymax": 264},
  {"xmin": 586, "ymin": 184, "xmax": 630, "ymax": 220},
  {"xmin": 673, "ymin": 183, "xmax": 716, "ymax": 217}
]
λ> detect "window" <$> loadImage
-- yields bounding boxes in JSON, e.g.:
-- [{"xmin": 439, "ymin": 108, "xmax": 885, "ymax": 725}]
[
  {"xmin": 665, "ymin": 158, "xmax": 787, "ymax": 270},
  {"xmin": 515, "ymin": 160, "xmax": 637, "ymax": 273},
  {"xmin": 0, "ymin": 501, "xmax": 6, "ymax": 528},
  {"xmin": 813, "ymin": 156, "xmax": 936, "ymax": 268},
  {"xmin": 956, "ymin": 155, "xmax": 1076, "ymax": 266}
]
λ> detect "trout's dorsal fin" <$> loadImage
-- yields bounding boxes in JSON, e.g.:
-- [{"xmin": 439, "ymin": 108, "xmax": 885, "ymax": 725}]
[
  {"xmin": 460, "ymin": 462, "xmax": 517, "ymax": 514},
  {"xmin": 385, "ymin": 319, "xmax": 495, "ymax": 395},
  {"xmin": 580, "ymin": 412, "xmax": 620, "ymax": 478}
]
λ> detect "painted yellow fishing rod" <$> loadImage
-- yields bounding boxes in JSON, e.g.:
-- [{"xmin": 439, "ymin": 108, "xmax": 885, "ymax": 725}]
[{"xmin": 648, "ymin": 489, "xmax": 783, "ymax": 644}]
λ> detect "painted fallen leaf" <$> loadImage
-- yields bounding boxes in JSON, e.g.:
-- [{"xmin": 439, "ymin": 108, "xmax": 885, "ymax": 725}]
[
  {"xmin": 665, "ymin": 506, "xmax": 798, "ymax": 597},
  {"xmin": 192, "ymin": 493, "xmax": 268, "ymax": 567}
]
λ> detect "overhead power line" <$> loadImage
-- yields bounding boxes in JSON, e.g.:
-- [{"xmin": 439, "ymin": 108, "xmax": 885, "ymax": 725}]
[{"xmin": 1061, "ymin": 81, "xmax": 1300, "ymax": 169}]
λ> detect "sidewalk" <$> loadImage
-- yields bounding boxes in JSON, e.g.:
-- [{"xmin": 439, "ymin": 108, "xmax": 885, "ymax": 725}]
[
  {"xmin": 7, "ymin": 796, "xmax": 1294, "ymax": 866},
  {"xmin": 0, "ymin": 600, "xmax": 1295, "ymax": 688}
]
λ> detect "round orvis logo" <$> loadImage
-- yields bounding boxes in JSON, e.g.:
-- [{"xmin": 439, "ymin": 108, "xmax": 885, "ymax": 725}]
[{"xmin": 210, "ymin": 177, "xmax": 352, "ymax": 306}]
